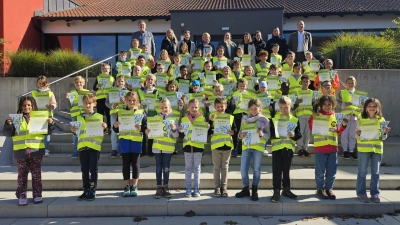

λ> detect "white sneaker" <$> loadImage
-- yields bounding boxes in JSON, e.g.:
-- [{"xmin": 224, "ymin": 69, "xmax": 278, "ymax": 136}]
[
  {"xmin": 44, "ymin": 149, "xmax": 50, "ymax": 157},
  {"xmin": 263, "ymin": 149, "xmax": 269, "ymax": 156}
]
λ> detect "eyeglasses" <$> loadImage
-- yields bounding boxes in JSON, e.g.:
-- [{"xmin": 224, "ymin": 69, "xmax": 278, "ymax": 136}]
[{"xmin": 322, "ymin": 85, "xmax": 332, "ymax": 89}]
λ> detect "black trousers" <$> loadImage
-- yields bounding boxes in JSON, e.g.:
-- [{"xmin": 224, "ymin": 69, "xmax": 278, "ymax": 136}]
[
  {"xmin": 79, "ymin": 149, "xmax": 100, "ymax": 190},
  {"xmin": 295, "ymin": 51, "xmax": 306, "ymax": 63},
  {"xmin": 233, "ymin": 113, "xmax": 243, "ymax": 154},
  {"xmin": 142, "ymin": 134, "xmax": 154, "ymax": 154},
  {"xmin": 96, "ymin": 98, "xmax": 111, "ymax": 129},
  {"xmin": 122, "ymin": 153, "xmax": 140, "ymax": 180},
  {"xmin": 272, "ymin": 148, "xmax": 293, "ymax": 190}
]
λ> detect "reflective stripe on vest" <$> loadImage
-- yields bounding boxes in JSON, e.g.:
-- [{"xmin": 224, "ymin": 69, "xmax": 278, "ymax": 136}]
[
  {"xmin": 182, "ymin": 116, "xmax": 206, "ymax": 149},
  {"xmin": 271, "ymin": 115, "xmax": 298, "ymax": 151},
  {"xmin": 313, "ymin": 114, "xmax": 338, "ymax": 147},
  {"xmin": 77, "ymin": 114, "xmax": 104, "ymax": 151},
  {"xmin": 12, "ymin": 118, "xmax": 45, "ymax": 151},
  {"xmin": 356, "ymin": 117, "xmax": 385, "ymax": 154},
  {"xmin": 288, "ymin": 76, "xmax": 302, "ymax": 95},
  {"xmin": 340, "ymin": 90, "xmax": 359, "ymax": 115},
  {"xmin": 242, "ymin": 138, "xmax": 266, "ymax": 152}
]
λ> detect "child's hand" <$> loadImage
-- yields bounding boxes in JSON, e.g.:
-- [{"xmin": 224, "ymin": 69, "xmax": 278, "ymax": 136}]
[
  {"xmin": 342, "ymin": 118, "xmax": 348, "ymax": 126},
  {"xmin": 207, "ymin": 124, "xmax": 210, "ymax": 129},
  {"xmin": 268, "ymin": 106, "xmax": 273, "ymax": 111},
  {"xmin": 135, "ymin": 124, "xmax": 141, "ymax": 131},
  {"xmin": 114, "ymin": 121, "xmax": 120, "ymax": 128},
  {"xmin": 139, "ymin": 82, "xmax": 144, "ymax": 88},
  {"xmin": 179, "ymin": 125, "xmax": 183, "ymax": 133},
  {"xmin": 206, "ymin": 103, "xmax": 211, "ymax": 107},
  {"xmin": 127, "ymin": 84, "xmax": 132, "ymax": 90},
  {"xmin": 213, "ymin": 80, "xmax": 218, "ymax": 84},
  {"xmin": 6, "ymin": 119, "xmax": 12, "ymax": 125},
  {"xmin": 257, "ymin": 130, "xmax": 263, "ymax": 137},
  {"xmin": 178, "ymin": 99, "xmax": 184, "ymax": 106},
  {"xmin": 314, "ymin": 99, "xmax": 320, "ymax": 105},
  {"xmin": 296, "ymin": 99, "xmax": 303, "ymax": 104},
  {"xmin": 170, "ymin": 123, "xmax": 176, "ymax": 130},
  {"xmin": 102, "ymin": 122, "xmax": 107, "ymax": 129},
  {"xmin": 385, "ymin": 127, "xmax": 391, "ymax": 134},
  {"xmin": 345, "ymin": 102, "xmax": 352, "ymax": 107},
  {"xmin": 96, "ymin": 84, "xmax": 102, "ymax": 88},
  {"xmin": 356, "ymin": 130, "xmax": 361, "ymax": 136},
  {"xmin": 145, "ymin": 129, "xmax": 150, "ymax": 135},
  {"xmin": 46, "ymin": 104, "xmax": 54, "ymax": 110},
  {"xmin": 288, "ymin": 131, "xmax": 294, "ymax": 137},
  {"xmin": 66, "ymin": 93, "xmax": 70, "ymax": 99},
  {"xmin": 164, "ymin": 81, "xmax": 168, "ymax": 85},
  {"xmin": 210, "ymin": 114, "xmax": 217, "ymax": 121},
  {"xmin": 47, "ymin": 118, "xmax": 53, "ymax": 124},
  {"xmin": 142, "ymin": 104, "xmax": 147, "ymax": 109},
  {"xmin": 239, "ymin": 132, "xmax": 247, "ymax": 139},
  {"xmin": 201, "ymin": 99, "xmax": 207, "ymax": 104},
  {"xmin": 112, "ymin": 104, "xmax": 118, "ymax": 109},
  {"xmin": 120, "ymin": 97, "xmax": 125, "ymax": 103},
  {"xmin": 71, "ymin": 126, "xmax": 76, "ymax": 133},
  {"xmin": 228, "ymin": 130, "xmax": 234, "ymax": 136}
]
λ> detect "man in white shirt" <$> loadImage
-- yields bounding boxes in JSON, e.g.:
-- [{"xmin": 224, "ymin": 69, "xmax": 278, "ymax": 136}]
[{"xmin": 288, "ymin": 21, "xmax": 312, "ymax": 62}]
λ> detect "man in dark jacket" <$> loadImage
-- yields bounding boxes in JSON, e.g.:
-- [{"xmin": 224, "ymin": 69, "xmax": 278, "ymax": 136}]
[{"xmin": 266, "ymin": 27, "xmax": 288, "ymax": 61}]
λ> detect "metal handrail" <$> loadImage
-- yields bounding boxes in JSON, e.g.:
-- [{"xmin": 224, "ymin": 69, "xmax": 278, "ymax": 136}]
[{"xmin": 16, "ymin": 53, "xmax": 118, "ymax": 98}]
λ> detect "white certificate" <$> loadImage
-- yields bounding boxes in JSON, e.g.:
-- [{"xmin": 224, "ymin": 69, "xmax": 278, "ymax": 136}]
[
  {"xmin": 179, "ymin": 80, "xmax": 190, "ymax": 94},
  {"xmin": 78, "ymin": 95, "xmax": 84, "ymax": 106},
  {"xmin": 164, "ymin": 92, "xmax": 178, "ymax": 107},
  {"xmin": 68, "ymin": 92, "xmax": 77, "ymax": 106},
  {"xmin": 274, "ymin": 119, "xmax": 288, "ymax": 138},
  {"xmin": 312, "ymin": 116, "xmax": 330, "ymax": 136},
  {"xmin": 350, "ymin": 90, "xmax": 368, "ymax": 106},
  {"xmin": 215, "ymin": 59, "xmax": 227, "ymax": 68},
  {"xmin": 118, "ymin": 110, "xmax": 135, "ymax": 131},
  {"xmin": 281, "ymin": 70, "xmax": 291, "ymax": 81},
  {"xmin": 206, "ymin": 72, "xmax": 216, "ymax": 86},
  {"xmin": 181, "ymin": 54, "xmax": 191, "ymax": 66},
  {"xmin": 127, "ymin": 77, "xmax": 142, "ymax": 89},
  {"xmin": 142, "ymin": 95, "xmax": 156, "ymax": 111},
  {"xmin": 141, "ymin": 53, "xmax": 150, "ymax": 60},
  {"xmin": 240, "ymin": 95, "xmax": 252, "ymax": 110},
  {"xmin": 267, "ymin": 77, "xmax": 278, "ymax": 90},
  {"xmin": 190, "ymin": 122, "xmax": 208, "ymax": 143},
  {"xmin": 298, "ymin": 93, "xmax": 312, "ymax": 106},
  {"xmin": 360, "ymin": 120, "xmax": 379, "ymax": 140},
  {"xmin": 108, "ymin": 89, "xmax": 121, "ymax": 104},
  {"xmin": 121, "ymin": 64, "xmax": 131, "ymax": 76},
  {"xmin": 156, "ymin": 73, "xmax": 167, "ymax": 87},
  {"xmin": 85, "ymin": 116, "xmax": 104, "ymax": 138},
  {"xmin": 242, "ymin": 54, "xmax": 251, "ymax": 67},
  {"xmin": 242, "ymin": 124, "xmax": 260, "ymax": 145},
  {"xmin": 147, "ymin": 117, "xmax": 164, "ymax": 139},
  {"xmin": 214, "ymin": 114, "xmax": 231, "ymax": 134},
  {"xmin": 318, "ymin": 70, "xmax": 330, "ymax": 82},
  {"xmin": 173, "ymin": 66, "xmax": 181, "ymax": 79},
  {"xmin": 310, "ymin": 60, "xmax": 319, "ymax": 72},
  {"xmin": 192, "ymin": 57, "xmax": 202, "ymax": 70},
  {"xmin": 34, "ymin": 92, "xmax": 50, "ymax": 110},
  {"xmin": 9, "ymin": 114, "xmax": 23, "ymax": 134},
  {"xmin": 270, "ymin": 56, "xmax": 279, "ymax": 66},
  {"xmin": 98, "ymin": 76, "xmax": 111, "ymax": 89},
  {"xmin": 28, "ymin": 111, "xmax": 48, "ymax": 134},
  {"xmin": 259, "ymin": 97, "xmax": 272, "ymax": 108}
]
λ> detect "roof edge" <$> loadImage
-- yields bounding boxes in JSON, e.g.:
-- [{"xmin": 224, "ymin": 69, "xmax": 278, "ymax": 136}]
[{"xmin": 169, "ymin": 7, "xmax": 284, "ymax": 13}]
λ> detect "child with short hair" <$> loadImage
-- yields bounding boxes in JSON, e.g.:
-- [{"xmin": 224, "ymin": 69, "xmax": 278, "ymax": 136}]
[
  {"xmin": 115, "ymin": 50, "xmax": 132, "ymax": 78},
  {"xmin": 281, "ymin": 51, "xmax": 295, "ymax": 71},
  {"xmin": 287, "ymin": 62, "xmax": 303, "ymax": 96},
  {"xmin": 93, "ymin": 62, "xmax": 114, "ymax": 132},
  {"xmin": 147, "ymin": 98, "xmax": 179, "ymax": 198},
  {"xmin": 190, "ymin": 48, "xmax": 205, "ymax": 79},
  {"xmin": 71, "ymin": 93, "xmax": 107, "ymax": 201},
  {"xmin": 235, "ymin": 98, "xmax": 270, "ymax": 201},
  {"xmin": 231, "ymin": 60, "xmax": 244, "ymax": 81},
  {"xmin": 31, "ymin": 75, "xmax": 57, "ymax": 157},
  {"xmin": 270, "ymin": 44, "xmax": 282, "ymax": 68},
  {"xmin": 270, "ymin": 96, "xmax": 302, "ymax": 203},
  {"xmin": 314, "ymin": 59, "xmax": 340, "ymax": 93},
  {"xmin": 179, "ymin": 99, "xmax": 209, "ymax": 197},
  {"xmin": 255, "ymin": 51, "xmax": 270, "ymax": 76},
  {"xmin": 66, "ymin": 76, "xmax": 89, "ymax": 158},
  {"xmin": 141, "ymin": 44, "xmax": 155, "ymax": 69},
  {"xmin": 129, "ymin": 38, "xmax": 142, "ymax": 66},
  {"xmin": 302, "ymin": 51, "xmax": 316, "ymax": 90},
  {"xmin": 309, "ymin": 95, "xmax": 347, "ymax": 199},
  {"xmin": 218, "ymin": 66, "xmax": 237, "ymax": 85},
  {"xmin": 3, "ymin": 96, "xmax": 55, "ymax": 205},
  {"xmin": 356, "ymin": 98, "xmax": 390, "ymax": 203},
  {"xmin": 209, "ymin": 98, "xmax": 236, "ymax": 197},
  {"xmin": 112, "ymin": 91, "xmax": 146, "ymax": 197},
  {"xmin": 137, "ymin": 55, "xmax": 151, "ymax": 78}
]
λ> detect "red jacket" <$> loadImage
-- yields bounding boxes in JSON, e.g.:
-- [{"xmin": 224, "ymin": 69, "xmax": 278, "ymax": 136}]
[{"xmin": 308, "ymin": 109, "xmax": 346, "ymax": 153}]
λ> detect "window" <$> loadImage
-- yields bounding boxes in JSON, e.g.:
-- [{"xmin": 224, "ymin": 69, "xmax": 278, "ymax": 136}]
[{"xmin": 81, "ymin": 35, "xmax": 116, "ymax": 61}]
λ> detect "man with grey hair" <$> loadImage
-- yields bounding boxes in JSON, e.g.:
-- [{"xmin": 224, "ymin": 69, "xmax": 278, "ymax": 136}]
[
  {"xmin": 288, "ymin": 20, "xmax": 312, "ymax": 62},
  {"xmin": 131, "ymin": 20, "xmax": 156, "ymax": 57}
]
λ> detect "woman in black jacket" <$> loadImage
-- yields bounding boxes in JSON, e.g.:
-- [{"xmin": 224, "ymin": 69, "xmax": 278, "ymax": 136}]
[{"xmin": 161, "ymin": 29, "xmax": 178, "ymax": 61}]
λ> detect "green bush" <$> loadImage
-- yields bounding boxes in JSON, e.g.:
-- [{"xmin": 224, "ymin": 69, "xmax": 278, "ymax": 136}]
[
  {"xmin": 46, "ymin": 49, "xmax": 96, "ymax": 77},
  {"xmin": 319, "ymin": 32, "xmax": 400, "ymax": 69},
  {"xmin": 8, "ymin": 49, "xmax": 47, "ymax": 77}
]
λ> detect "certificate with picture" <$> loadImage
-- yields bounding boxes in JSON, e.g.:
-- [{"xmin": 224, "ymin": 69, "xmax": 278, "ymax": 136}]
[
  {"xmin": 156, "ymin": 73, "xmax": 167, "ymax": 87},
  {"xmin": 298, "ymin": 90, "xmax": 312, "ymax": 106},
  {"xmin": 164, "ymin": 92, "xmax": 178, "ymax": 107},
  {"xmin": 97, "ymin": 74, "xmax": 111, "ymax": 90},
  {"xmin": 241, "ymin": 123, "xmax": 260, "ymax": 146},
  {"xmin": 190, "ymin": 121, "xmax": 208, "ymax": 143},
  {"xmin": 350, "ymin": 90, "xmax": 368, "ymax": 107},
  {"xmin": 126, "ymin": 77, "xmax": 142, "ymax": 90},
  {"xmin": 147, "ymin": 116, "xmax": 164, "ymax": 139},
  {"xmin": 310, "ymin": 60, "xmax": 320, "ymax": 72},
  {"xmin": 108, "ymin": 88, "xmax": 121, "ymax": 104},
  {"xmin": 240, "ymin": 94, "xmax": 252, "ymax": 110},
  {"xmin": 274, "ymin": 116, "xmax": 289, "ymax": 138},
  {"xmin": 85, "ymin": 114, "xmax": 104, "ymax": 138},
  {"xmin": 178, "ymin": 79, "xmax": 190, "ymax": 94},
  {"xmin": 242, "ymin": 54, "xmax": 251, "ymax": 67},
  {"xmin": 213, "ymin": 114, "xmax": 231, "ymax": 134},
  {"xmin": 118, "ymin": 110, "xmax": 135, "ymax": 132}
]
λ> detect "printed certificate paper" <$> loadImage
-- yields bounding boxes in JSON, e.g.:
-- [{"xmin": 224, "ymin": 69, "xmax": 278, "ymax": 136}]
[
  {"xmin": 360, "ymin": 120, "xmax": 379, "ymax": 140},
  {"xmin": 28, "ymin": 111, "xmax": 48, "ymax": 134},
  {"xmin": 312, "ymin": 115, "xmax": 330, "ymax": 136},
  {"xmin": 147, "ymin": 117, "xmax": 164, "ymax": 139},
  {"xmin": 85, "ymin": 115, "xmax": 104, "ymax": 138},
  {"xmin": 190, "ymin": 122, "xmax": 208, "ymax": 143}
]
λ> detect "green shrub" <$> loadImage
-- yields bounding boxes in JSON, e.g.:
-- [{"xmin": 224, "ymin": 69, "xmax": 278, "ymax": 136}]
[
  {"xmin": 381, "ymin": 17, "xmax": 400, "ymax": 46},
  {"xmin": 8, "ymin": 49, "xmax": 47, "ymax": 77},
  {"xmin": 46, "ymin": 49, "xmax": 96, "ymax": 77},
  {"xmin": 319, "ymin": 32, "xmax": 400, "ymax": 69}
]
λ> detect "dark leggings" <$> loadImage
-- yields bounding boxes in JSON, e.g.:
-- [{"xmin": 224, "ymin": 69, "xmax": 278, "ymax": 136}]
[
  {"xmin": 233, "ymin": 113, "xmax": 243, "ymax": 154},
  {"xmin": 96, "ymin": 98, "xmax": 111, "ymax": 129},
  {"xmin": 122, "ymin": 153, "xmax": 140, "ymax": 180}
]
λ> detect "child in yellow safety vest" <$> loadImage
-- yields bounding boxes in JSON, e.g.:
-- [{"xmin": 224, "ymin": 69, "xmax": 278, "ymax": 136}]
[
  {"xmin": 287, "ymin": 62, "xmax": 303, "ymax": 96},
  {"xmin": 208, "ymin": 97, "xmax": 236, "ymax": 197},
  {"xmin": 269, "ymin": 96, "xmax": 302, "ymax": 203},
  {"xmin": 235, "ymin": 98, "xmax": 270, "ymax": 201},
  {"xmin": 3, "ymin": 96, "xmax": 55, "ymax": 206},
  {"xmin": 355, "ymin": 98, "xmax": 390, "ymax": 203},
  {"xmin": 255, "ymin": 51, "xmax": 270, "ymax": 76},
  {"xmin": 146, "ymin": 98, "xmax": 179, "ymax": 199},
  {"xmin": 66, "ymin": 76, "xmax": 89, "ymax": 158},
  {"xmin": 112, "ymin": 91, "xmax": 147, "ymax": 197},
  {"xmin": 308, "ymin": 95, "xmax": 347, "ymax": 200},
  {"xmin": 179, "ymin": 99, "xmax": 210, "ymax": 198},
  {"xmin": 71, "ymin": 93, "xmax": 107, "ymax": 201}
]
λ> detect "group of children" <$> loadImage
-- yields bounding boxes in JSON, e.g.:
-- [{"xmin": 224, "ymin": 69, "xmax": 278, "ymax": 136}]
[{"xmin": 3, "ymin": 39, "xmax": 391, "ymax": 205}]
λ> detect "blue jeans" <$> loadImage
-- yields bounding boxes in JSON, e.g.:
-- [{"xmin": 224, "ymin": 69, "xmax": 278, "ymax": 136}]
[
  {"xmin": 110, "ymin": 114, "xmax": 118, "ymax": 150},
  {"xmin": 356, "ymin": 152, "xmax": 382, "ymax": 196},
  {"xmin": 314, "ymin": 152, "xmax": 338, "ymax": 190},
  {"xmin": 44, "ymin": 135, "xmax": 50, "ymax": 150},
  {"xmin": 240, "ymin": 149, "xmax": 263, "ymax": 187},
  {"xmin": 154, "ymin": 153, "xmax": 173, "ymax": 186},
  {"xmin": 71, "ymin": 116, "xmax": 78, "ymax": 153}
]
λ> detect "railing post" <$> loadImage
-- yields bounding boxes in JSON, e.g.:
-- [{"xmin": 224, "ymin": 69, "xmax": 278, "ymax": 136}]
[
  {"xmin": 336, "ymin": 47, "xmax": 342, "ymax": 69},
  {"xmin": 343, "ymin": 46, "xmax": 348, "ymax": 69},
  {"xmin": 85, "ymin": 69, "xmax": 88, "ymax": 89}
]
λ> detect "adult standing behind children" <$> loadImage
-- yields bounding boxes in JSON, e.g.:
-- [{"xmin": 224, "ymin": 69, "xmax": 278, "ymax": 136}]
[
  {"xmin": 218, "ymin": 32, "xmax": 237, "ymax": 67},
  {"xmin": 132, "ymin": 20, "xmax": 156, "ymax": 57},
  {"xmin": 161, "ymin": 29, "xmax": 178, "ymax": 61},
  {"xmin": 238, "ymin": 32, "xmax": 256, "ymax": 68},
  {"xmin": 288, "ymin": 21, "xmax": 312, "ymax": 63},
  {"xmin": 176, "ymin": 30, "xmax": 196, "ymax": 56},
  {"xmin": 266, "ymin": 27, "xmax": 288, "ymax": 61},
  {"xmin": 253, "ymin": 30, "xmax": 267, "ymax": 64},
  {"xmin": 196, "ymin": 32, "xmax": 216, "ymax": 57}
]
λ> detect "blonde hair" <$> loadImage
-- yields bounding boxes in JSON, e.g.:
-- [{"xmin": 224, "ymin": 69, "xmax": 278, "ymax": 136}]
[
  {"xmin": 125, "ymin": 91, "xmax": 140, "ymax": 108},
  {"xmin": 166, "ymin": 29, "xmax": 177, "ymax": 43},
  {"xmin": 188, "ymin": 98, "xmax": 199, "ymax": 106},
  {"xmin": 74, "ymin": 76, "xmax": 85, "ymax": 83},
  {"xmin": 244, "ymin": 65, "xmax": 254, "ymax": 76},
  {"xmin": 82, "ymin": 93, "xmax": 96, "ymax": 103},
  {"xmin": 146, "ymin": 73, "xmax": 156, "ymax": 80},
  {"xmin": 222, "ymin": 66, "xmax": 231, "ymax": 73},
  {"xmin": 345, "ymin": 76, "xmax": 357, "ymax": 85},
  {"xmin": 278, "ymin": 96, "xmax": 292, "ymax": 105},
  {"xmin": 238, "ymin": 78, "xmax": 248, "ymax": 86},
  {"xmin": 158, "ymin": 49, "xmax": 170, "ymax": 61},
  {"xmin": 214, "ymin": 83, "xmax": 224, "ymax": 93},
  {"xmin": 37, "ymin": 75, "xmax": 49, "ymax": 88},
  {"xmin": 159, "ymin": 98, "xmax": 172, "ymax": 114}
]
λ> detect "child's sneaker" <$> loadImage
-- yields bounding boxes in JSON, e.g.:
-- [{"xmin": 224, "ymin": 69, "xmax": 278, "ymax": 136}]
[
  {"xmin": 193, "ymin": 188, "xmax": 201, "ymax": 197},
  {"xmin": 44, "ymin": 149, "xmax": 50, "ymax": 157},
  {"xmin": 350, "ymin": 152, "xmax": 358, "ymax": 160},
  {"xmin": 71, "ymin": 151, "xmax": 79, "ymax": 159},
  {"xmin": 221, "ymin": 187, "xmax": 228, "ymax": 197},
  {"xmin": 298, "ymin": 149, "xmax": 305, "ymax": 157},
  {"xmin": 110, "ymin": 150, "xmax": 118, "ymax": 158},
  {"xmin": 86, "ymin": 189, "xmax": 96, "ymax": 201},
  {"xmin": 343, "ymin": 151, "xmax": 349, "ymax": 159},
  {"xmin": 270, "ymin": 189, "xmax": 280, "ymax": 203},
  {"xmin": 33, "ymin": 197, "xmax": 43, "ymax": 204},
  {"xmin": 316, "ymin": 189, "xmax": 328, "ymax": 199},
  {"xmin": 130, "ymin": 185, "xmax": 138, "ymax": 197},
  {"xmin": 263, "ymin": 148, "xmax": 269, "ymax": 156},
  {"xmin": 185, "ymin": 188, "xmax": 192, "ymax": 198},
  {"xmin": 163, "ymin": 185, "xmax": 172, "ymax": 198},
  {"xmin": 282, "ymin": 188, "xmax": 298, "ymax": 199},
  {"xmin": 326, "ymin": 189, "xmax": 336, "ymax": 200},
  {"xmin": 357, "ymin": 195, "xmax": 370, "ymax": 203},
  {"xmin": 122, "ymin": 185, "xmax": 131, "ymax": 197},
  {"xmin": 18, "ymin": 193, "xmax": 28, "ymax": 206},
  {"xmin": 78, "ymin": 190, "xmax": 87, "ymax": 201},
  {"xmin": 370, "ymin": 194, "xmax": 380, "ymax": 203},
  {"xmin": 214, "ymin": 188, "xmax": 221, "ymax": 197},
  {"xmin": 303, "ymin": 149, "xmax": 311, "ymax": 157}
]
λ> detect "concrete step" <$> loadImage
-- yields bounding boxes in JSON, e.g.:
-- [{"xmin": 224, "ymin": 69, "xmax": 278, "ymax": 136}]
[
  {"xmin": 1, "ymin": 165, "xmax": 399, "ymax": 191},
  {"xmin": 33, "ymin": 153, "xmax": 362, "ymax": 167},
  {"xmin": 54, "ymin": 110, "xmax": 72, "ymax": 120},
  {"xmin": 0, "ymin": 190, "xmax": 397, "ymax": 218}
]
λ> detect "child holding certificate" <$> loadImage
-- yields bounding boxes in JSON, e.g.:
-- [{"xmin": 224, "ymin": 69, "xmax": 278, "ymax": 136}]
[
  {"xmin": 242, "ymin": 65, "xmax": 259, "ymax": 92},
  {"xmin": 167, "ymin": 53, "xmax": 182, "ymax": 80},
  {"xmin": 106, "ymin": 75, "xmax": 128, "ymax": 158},
  {"xmin": 93, "ymin": 62, "xmax": 114, "ymax": 133},
  {"xmin": 146, "ymin": 98, "xmax": 179, "ymax": 199},
  {"xmin": 190, "ymin": 49, "xmax": 205, "ymax": 80},
  {"xmin": 31, "ymin": 75, "xmax": 57, "ymax": 157},
  {"xmin": 114, "ymin": 51, "xmax": 131, "ymax": 78},
  {"xmin": 293, "ymin": 75, "xmax": 313, "ymax": 157},
  {"xmin": 269, "ymin": 96, "xmax": 302, "ymax": 203},
  {"xmin": 337, "ymin": 76, "xmax": 361, "ymax": 160},
  {"xmin": 129, "ymin": 38, "xmax": 142, "ymax": 66},
  {"xmin": 301, "ymin": 52, "xmax": 316, "ymax": 90},
  {"xmin": 355, "ymin": 98, "xmax": 390, "ymax": 203},
  {"xmin": 212, "ymin": 46, "xmax": 228, "ymax": 77},
  {"xmin": 178, "ymin": 99, "xmax": 209, "ymax": 198},
  {"xmin": 217, "ymin": 66, "xmax": 237, "ymax": 86},
  {"xmin": 308, "ymin": 95, "xmax": 347, "ymax": 199},
  {"xmin": 236, "ymin": 99, "xmax": 270, "ymax": 201},
  {"xmin": 178, "ymin": 42, "xmax": 192, "ymax": 67},
  {"xmin": 287, "ymin": 62, "xmax": 303, "ymax": 96},
  {"xmin": 231, "ymin": 60, "xmax": 244, "ymax": 81},
  {"xmin": 313, "ymin": 59, "xmax": 340, "ymax": 94},
  {"xmin": 156, "ymin": 49, "xmax": 172, "ymax": 71},
  {"xmin": 112, "ymin": 91, "xmax": 147, "ymax": 197},
  {"xmin": 209, "ymin": 98, "xmax": 236, "ymax": 197},
  {"xmin": 3, "ymin": 96, "xmax": 55, "ymax": 206},
  {"xmin": 256, "ymin": 81, "xmax": 273, "ymax": 156},
  {"xmin": 136, "ymin": 56, "xmax": 151, "ymax": 78},
  {"xmin": 255, "ymin": 51, "xmax": 270, "ymax": 76},
  {"xmin": 281, "ymin": 52, "xmax": 295, "ymax": 74},
  {"xmin": 140, "ymin": 44, "xmax": 155, "ymax": 69},
  {"xmin": 66, "ymin": 76, "xmax": 89, "ymax": 158},
  {"xmin": 71, "ymin": 93, "xmax": 107, "ymax": 201},
  {"xmin": 269, "ymin": 44, "xmax": 282, "ymax": 70},
  {"xmin": 175, "ymin": 65, "xmax": 191, "ymax": 94}
]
